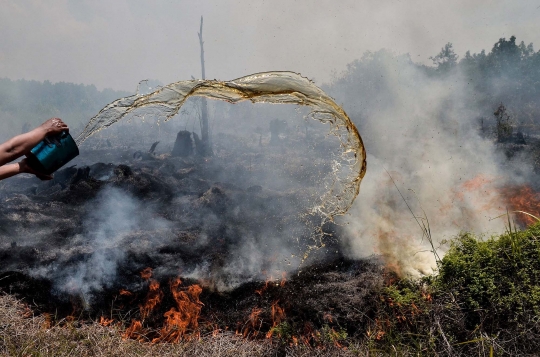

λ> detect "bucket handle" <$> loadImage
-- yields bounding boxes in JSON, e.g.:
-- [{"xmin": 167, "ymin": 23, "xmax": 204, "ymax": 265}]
[{"xmin": 44, "ymin": 133, "xmax": 65, "ymax": 148}]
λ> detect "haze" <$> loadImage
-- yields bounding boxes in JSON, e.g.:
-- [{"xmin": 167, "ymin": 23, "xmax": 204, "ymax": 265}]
[{"xmin": 1, "ymin": 0, "xmax": 538, "ymax": 91}]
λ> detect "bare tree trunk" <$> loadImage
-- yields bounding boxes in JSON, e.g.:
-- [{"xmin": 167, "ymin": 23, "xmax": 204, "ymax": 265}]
[{"xmin": 198, "ymin": 16, "xmax": 212, "ymax": 156}]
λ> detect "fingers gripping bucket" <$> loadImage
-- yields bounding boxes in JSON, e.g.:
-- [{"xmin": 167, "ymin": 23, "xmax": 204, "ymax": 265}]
[{"xmin": 26, "ymin": 132, "xmax": 80, "ymax": 175}]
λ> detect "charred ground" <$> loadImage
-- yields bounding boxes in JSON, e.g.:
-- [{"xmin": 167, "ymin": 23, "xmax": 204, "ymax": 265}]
[
  {"xmin": 0, "ymin": 140, "xmax": 383, "ymax": 344},
  {"xmin": 3, "ymin": 121, "xmax": 540, "ymax": 355}
]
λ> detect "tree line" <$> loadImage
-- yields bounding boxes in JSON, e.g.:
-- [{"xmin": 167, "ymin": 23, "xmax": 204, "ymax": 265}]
[
  {"xmin": 431, "ymin": 36, "xmax": 540, "ymax": 127},
  {"xmin": 326, "ymin": 35, "xmax": 540, "ymax": 140}
]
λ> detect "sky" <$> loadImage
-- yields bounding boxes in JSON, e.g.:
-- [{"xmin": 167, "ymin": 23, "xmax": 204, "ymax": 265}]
[{"xmin": 0, "ymin": 0, "xmax": 539, "ymax": 91}]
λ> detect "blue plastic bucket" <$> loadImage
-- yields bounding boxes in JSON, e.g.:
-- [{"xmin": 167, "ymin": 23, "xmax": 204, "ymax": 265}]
[{"xmin": 26, "ymin": 131, "xmax": 80, "ymax": 175}]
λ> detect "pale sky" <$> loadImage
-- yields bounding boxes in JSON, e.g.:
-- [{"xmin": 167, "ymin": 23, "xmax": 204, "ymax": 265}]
[{"xmin": 0, "ymin": 0, "xmax": 538, "ymax": 91}]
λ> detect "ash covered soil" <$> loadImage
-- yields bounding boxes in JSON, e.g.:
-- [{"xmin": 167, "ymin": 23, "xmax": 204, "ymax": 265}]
[{"xmin": 0, "ymin": 140, "xmax": 383, "ymax": 339}]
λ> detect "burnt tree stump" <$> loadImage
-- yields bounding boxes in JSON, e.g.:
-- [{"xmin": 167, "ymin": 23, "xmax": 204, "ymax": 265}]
[{"xmin": 171, "ymin": 130, "xmax": 194, "ymax": 157}]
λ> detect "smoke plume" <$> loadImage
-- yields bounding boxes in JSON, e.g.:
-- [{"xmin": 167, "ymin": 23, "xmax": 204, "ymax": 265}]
[{"xmin": 330, "ymin": 50, "xmax": 515, "ymax": 275}]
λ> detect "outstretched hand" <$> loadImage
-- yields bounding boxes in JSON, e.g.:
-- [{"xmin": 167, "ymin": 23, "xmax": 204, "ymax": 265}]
[
  {"xmin": 40, "ymin": 117, "xmax": 69, "ymax": 136},
  {"xmin": 19, "ymin": 159, "xmax": 53, "ymax": 180}
]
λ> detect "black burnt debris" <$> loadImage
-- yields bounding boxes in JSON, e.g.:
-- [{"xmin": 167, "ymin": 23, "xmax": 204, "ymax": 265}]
[{"xmin": 0, "ymin": 143, "xmax": 381, "ymax": 342}]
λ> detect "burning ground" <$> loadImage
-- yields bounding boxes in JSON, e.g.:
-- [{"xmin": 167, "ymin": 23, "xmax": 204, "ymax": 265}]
[
  {"xmin": 4, "ymin": 54, "xmax": 540, "ymax": 355},
  {"xmin": 0, "ymin": 124, "xmax": 382, "ymax": 349},
  {"xmin": 0, "ymin": 72, "xmax": 379, "ymax": 354},
  {"xmin": 4, "ymin": 130, "xmax": 540, "ymax": 356}
]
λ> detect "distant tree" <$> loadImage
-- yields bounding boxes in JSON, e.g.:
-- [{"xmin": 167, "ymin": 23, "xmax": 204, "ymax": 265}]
[
  {"xmin": 430, "ymin": 43, "xmax": 459, "ymax": 73},
  {"xmin": 456, "ymin": 36, "xmax": 540, "ymax": 127},
  {"xmin": 326, "ymin": 35, "xmax": 540, "ymax": 137},
  {"xmin": 518, "ymin": 41, "xmax": 534, "ymax": 59},
  {"xmin": 488, "ymin": 36, "xmax": 521, "ymax": 75}
]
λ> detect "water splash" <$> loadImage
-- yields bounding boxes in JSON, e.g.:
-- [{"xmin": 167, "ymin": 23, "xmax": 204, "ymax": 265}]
[{"xmin": 77, "ymin": 71, "xmax": 366, "ymax": 247}]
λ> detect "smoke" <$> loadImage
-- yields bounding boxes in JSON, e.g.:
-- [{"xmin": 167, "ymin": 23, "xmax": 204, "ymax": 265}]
[
  {"xmin": 3, "ymin": 53, "xmax": 533, "ymax": 300},
  {"xmin": 329, "ymin": 50, "xmax": 513, "ymax": 275},
  {"xmin": 31, "ymin": 187, "xmax": 171, "ymax": 303},
  {"xmin": 71, "ymin": 71, "xmax": 365, "ymax": 276},
  {"xmin": 23, "ymin": 101, "xmax": 346, "ymax": 297}
]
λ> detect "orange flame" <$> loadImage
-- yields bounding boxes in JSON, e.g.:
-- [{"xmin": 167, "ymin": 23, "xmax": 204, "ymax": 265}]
[
  {"xmin": 119, "ymin": 289, "xmax": 132, "ymax": 296},
  {"xmin": 123, "ymin": 319, "xmax": 143, "ymax": 340},
  {"xmin": 500, "ymin": 185, "xmax": 540, "ymax": 227},
  {"xmin": 123, "ymin": 273, "xmax": 203, "ymax": 343},
  {"xmin": 367, "ymin": 318, "xmax": 388, "ymax": 341},
  {"xmin": 266, "ymin": 300, "xmax": 286, "ymax": 338},
  {"xmin": 140, "ymin": 280, "xmax": 163, "ymax": 320},
  {"xmin": 301, "ymin": 322, "xmax": 316, "ymax": 346},
  {"xmin": 99, "ymin": 316, "xmax": 114, "ymax": 327},
  {"xmin": 271, "ymin": 300, "xmax": 285, "ymax": 326},
  {"xmin": 255, "ymin": 280, "xmax": 270, "ymax": 296},
  {"xmin": 323, "ymin": 313, "xmax": 333, "ymax": 323},
  {"xmin": 280, "ymin": 272, "xmax": 287, "ymax": 287},
  {"xmin": 140, "ymin": 267, "xmax": 153, "ymax": 280},
  {"xmin": 41, "ymin": 313, "xmax": 52, "ymax": 329},
  {"xmin": 243, "ymin": 307, "xmax": 263, "ymax": 337},
  {"xmin": 21, "ymin": 305, "xmax": 33, "ymax": 319},
  {"xmin": 461, "ymin": 174, "xmax": 495, "ymax": 193},
  {"xmin": 123, "ymin": 268, "xmax": 163, "ymax": 341},
  {"xmin": 211, "ymin": 323, "xmax": 220, "ymax": 337},
  {"xmin": 152, "ymin": 278, "xmax": 203, "ymax": 343}
]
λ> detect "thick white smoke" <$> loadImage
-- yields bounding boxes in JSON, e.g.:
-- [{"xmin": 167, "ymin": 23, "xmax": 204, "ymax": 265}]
[
  {"xmin": 31, "ymin": 187, "xmax": 171, "ymax": 303},
  {"xmin": 332, "ymin": 50, "xmax": 512, "ymax": 275}
]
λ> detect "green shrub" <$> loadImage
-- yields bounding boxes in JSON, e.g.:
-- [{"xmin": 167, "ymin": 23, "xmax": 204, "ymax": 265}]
[
  {"xmin": 268, "ymin": 321, "xmax": 293, "ymax": 341},
  {"xmin": 368, "ymin": 224, "xmax": 540, "ymax": 354},
  {"xmin": 436, "ymin": 223, "xmax": 540, "ymax": 331}
]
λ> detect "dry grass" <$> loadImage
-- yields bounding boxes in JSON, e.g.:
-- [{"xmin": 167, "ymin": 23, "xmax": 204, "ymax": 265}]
[{"xmin": 0, "ymin": 293, "xmax": 364, "ymax": 357}]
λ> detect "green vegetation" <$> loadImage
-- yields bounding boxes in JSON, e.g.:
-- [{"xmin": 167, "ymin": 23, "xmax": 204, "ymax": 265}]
[
  {"xmin": 366, "ymin": 223, "xmax": 540, "ymax": 355},
  {"xmin": 437, "ymin": 224, "xmax": 540, "ymax": 332},
  {"xmin": 269, "ymin": 321, "xmax": 293, "ymax": 340}
]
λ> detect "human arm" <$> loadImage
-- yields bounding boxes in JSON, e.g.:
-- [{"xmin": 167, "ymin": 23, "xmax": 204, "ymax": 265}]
[
  {"xmin": 0, "ymin": 159, "xmax": 53, "ymax": 181},
  {"xmin": 0, "ymin": 118, "xmax": 68, "ymax": 166}
]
